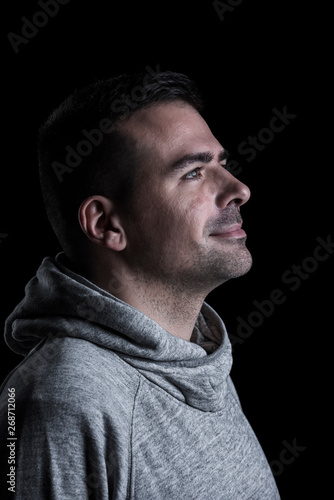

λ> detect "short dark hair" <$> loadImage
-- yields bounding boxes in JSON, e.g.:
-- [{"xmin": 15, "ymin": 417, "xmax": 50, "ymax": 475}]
[{"xmin": 37, "ymin": 70, "xmax": 204, "ymax": 262}]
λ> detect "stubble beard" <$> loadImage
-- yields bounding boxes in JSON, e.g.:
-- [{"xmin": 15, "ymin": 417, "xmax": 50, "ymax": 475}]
[
  {"xmin": 124, "ymin": 202, "xmax": 252, "ymax": 297},
  {"xmin": 128, "ymin": 232, "xmax": 252, "ymax": 299},
  {"xmin": 174, "ymin": 237, "xmax": 253, "ymax": 294}
]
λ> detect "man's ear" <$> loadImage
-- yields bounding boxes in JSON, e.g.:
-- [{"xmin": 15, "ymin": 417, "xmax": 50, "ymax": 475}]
[{"xmin": 78, "ymin": 195, "xmax": 127, "ymax": 251}]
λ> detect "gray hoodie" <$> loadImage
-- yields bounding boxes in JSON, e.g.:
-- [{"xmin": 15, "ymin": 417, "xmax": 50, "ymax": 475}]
[{"xmin": 0, "ymin": 253, "xmax": 280, "ymax": 499}]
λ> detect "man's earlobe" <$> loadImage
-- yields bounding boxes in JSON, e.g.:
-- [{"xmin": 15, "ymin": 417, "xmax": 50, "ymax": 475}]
[{"xmin": 78, "ymin": 196, "xmax": 127, "ymax": 251}]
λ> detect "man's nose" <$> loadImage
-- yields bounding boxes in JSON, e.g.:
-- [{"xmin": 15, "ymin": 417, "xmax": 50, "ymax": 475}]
[{"xmin": 215, "ymin": 169, "xmax": 251, "ymax": 209}]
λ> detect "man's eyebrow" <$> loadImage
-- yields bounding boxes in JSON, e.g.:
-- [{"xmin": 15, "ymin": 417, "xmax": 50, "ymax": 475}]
[{"xmin": 168, "ymin": 149, "xmax": 229, "ymax": 173}]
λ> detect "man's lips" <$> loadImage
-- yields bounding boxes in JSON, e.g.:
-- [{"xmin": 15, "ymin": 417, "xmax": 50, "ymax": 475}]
[{"xmin": 210, "ymin": 223, "xmax": 246, "ymax": 239}]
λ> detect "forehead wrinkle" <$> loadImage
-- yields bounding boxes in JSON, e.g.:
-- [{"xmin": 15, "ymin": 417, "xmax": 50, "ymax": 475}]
[
  {"xmin": 118, "ymin": 102, "xmax": 225, "ymax": 177},
  {"xmin": 118, "ymin": 105, "xmax": 187, "ymax": 159}
]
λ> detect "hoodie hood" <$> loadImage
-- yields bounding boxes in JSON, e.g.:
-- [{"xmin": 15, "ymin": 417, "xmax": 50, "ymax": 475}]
[{"xmin": 5, "ymin": 253, "xmax": 233, "ymax": 411}]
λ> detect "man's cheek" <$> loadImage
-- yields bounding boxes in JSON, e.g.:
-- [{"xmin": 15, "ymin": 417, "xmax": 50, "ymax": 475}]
[
  {"xmin": 158, "ymin": 198, "xmax": 183, "ymax": 226},
  {"xmin": 187, "ymin": 195, "xmax": 210, "ymax": 230},
  {"xmin": 189, "ymin": 191, "xmax": 211, "ymax": 211}
]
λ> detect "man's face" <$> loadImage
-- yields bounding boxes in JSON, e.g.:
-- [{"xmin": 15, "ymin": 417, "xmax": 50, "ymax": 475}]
[{"xmin": 120, "ymin": 101, "xmax": 252, "ymax": 294}]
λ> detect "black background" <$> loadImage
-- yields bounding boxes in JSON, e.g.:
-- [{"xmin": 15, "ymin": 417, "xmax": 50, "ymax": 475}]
[{"xmin": 1, "ymin": 0, "xmax": 332, "ymax": 498}]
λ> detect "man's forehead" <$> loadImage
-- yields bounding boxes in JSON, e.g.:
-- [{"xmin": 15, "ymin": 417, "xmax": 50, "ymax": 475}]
[
  {"xmin": 121, "ymin": 101, "xmax": 201, "ymax": 136},
  {"xmin": 120, "ymin": 101, "xmax": 222, "ymax": 163}
]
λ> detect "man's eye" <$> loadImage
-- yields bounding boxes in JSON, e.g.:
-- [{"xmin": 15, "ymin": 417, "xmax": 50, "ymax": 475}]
[{"xmin": 183, "ymin": 167, "xmax": 203, "ymax": 180}]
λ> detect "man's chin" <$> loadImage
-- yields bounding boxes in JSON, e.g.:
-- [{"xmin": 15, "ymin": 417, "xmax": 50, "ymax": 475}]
[
  {"xmin": 234, "ymin": 254, "xmax": 253, "ymax": 278},
  {"xmin": 232, "ymin": 244, "xmax": 252, "ymax": 276},
  {"xmin": 217, "ymin": 244, "xmax": 253, "ymax": 281}
]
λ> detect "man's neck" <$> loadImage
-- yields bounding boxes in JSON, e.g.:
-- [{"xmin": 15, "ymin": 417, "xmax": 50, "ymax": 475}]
[
  {"xmin": 119, "ymin": 281, "xmax": 204, "ymax": 341},
  {"xmin": 87, "ymin": 263, "xmax": 205, "ymax": 342}
]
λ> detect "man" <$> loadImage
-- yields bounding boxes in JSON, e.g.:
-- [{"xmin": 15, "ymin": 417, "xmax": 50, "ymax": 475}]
[{"xmin": 0, "ymin": 71, "xmax": 280, "ymax": 498}]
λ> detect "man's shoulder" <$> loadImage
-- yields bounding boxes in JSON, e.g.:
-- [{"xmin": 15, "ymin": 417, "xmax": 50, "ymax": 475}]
[{"xmin": 1, "ymin": 335, "xmax": 140, "ymax": 418}]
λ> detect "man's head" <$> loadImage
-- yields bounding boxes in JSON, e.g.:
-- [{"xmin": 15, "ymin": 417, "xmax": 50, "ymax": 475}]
[
  {"xmin": 38, "ymin": 71, "xmax": 203, "ymax": 262},
  {"xmin": 38, "ymin": 71, "xmax": 252, "ymax": 296}
]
